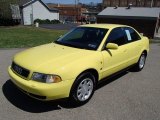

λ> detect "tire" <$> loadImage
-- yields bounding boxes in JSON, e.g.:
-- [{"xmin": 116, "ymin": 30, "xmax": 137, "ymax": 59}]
[
  {"xmin": 134, "ymin": 52, "xmax": 147, "ymax": 71},
  {"xmin": 70, "ymin": 72, "xmax": 96, "ymax": 105}
]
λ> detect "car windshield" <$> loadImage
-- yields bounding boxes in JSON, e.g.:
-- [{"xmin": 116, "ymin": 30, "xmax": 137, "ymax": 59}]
[{"xmin": 55, "ymin": 27, "xmax": 108, "ymax": 50}]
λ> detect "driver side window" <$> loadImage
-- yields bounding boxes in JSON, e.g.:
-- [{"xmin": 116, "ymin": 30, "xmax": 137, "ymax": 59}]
[{"xmin": 107, "ymin": 28, "xmax": 127, "ymax": 46}]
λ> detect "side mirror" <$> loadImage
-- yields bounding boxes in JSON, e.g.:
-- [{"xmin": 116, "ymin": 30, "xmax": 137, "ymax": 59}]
[{"xmin": 106, "ymin": 43, "xmax": 118, "ymax": 50}]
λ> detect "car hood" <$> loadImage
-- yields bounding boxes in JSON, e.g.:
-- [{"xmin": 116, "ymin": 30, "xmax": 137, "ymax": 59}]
[{"xmin": 14, "ymin": 43, "xmax": 94, "ymax": 73}]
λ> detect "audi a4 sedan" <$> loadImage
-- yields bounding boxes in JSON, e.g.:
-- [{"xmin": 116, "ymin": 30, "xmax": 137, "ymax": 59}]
[{"xmin": 8, "ymin": 24, "xmax": 149, "ymax": 104}]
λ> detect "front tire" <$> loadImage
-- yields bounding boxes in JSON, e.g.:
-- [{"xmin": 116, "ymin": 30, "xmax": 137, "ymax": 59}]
[{"xmin": 70, "ymin": 72, "xmax": 96, "ymax": 105}]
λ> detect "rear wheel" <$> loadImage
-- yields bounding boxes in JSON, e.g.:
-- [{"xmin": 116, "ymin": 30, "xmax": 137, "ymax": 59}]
[
  {"xmin": 134, "ymin": 52, "xmax": 146, "ymax": 71},
  {"xmin": 70, "ymin": 72, "xmax": 96, "ymax": 105}
]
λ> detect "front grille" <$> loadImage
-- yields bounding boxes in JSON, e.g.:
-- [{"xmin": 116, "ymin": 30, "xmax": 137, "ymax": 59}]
[{"xmin": 11, "ymin": 62, "xmax": 30, "ymax": 78}]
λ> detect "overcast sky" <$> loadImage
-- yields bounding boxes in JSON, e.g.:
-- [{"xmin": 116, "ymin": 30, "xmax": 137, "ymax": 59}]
[{"xmin": 42, "ymin": 0, "xmax": 102, "ymax": 4}]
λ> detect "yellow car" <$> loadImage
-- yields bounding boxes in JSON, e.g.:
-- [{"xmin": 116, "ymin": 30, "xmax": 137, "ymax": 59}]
[{"xmin": 8, "ymin": 24, "xmax": 149, "ymax": 104}]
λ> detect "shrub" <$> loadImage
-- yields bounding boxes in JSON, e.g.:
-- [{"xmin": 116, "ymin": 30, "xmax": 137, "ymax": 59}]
[
  {"xmin": 45, "ymin": 19, "xmax": 51, "ymax": 24},
  {"xmin": 33, "ymin": 19, "xmax": 41, "ymax": 24},
  {"xmin": 0, "ymin": 18, "xmax": 21, "ymax": 26},
  {"xmin": 34, "ymin": 19, "xmax": 60, "ymax": 24}
]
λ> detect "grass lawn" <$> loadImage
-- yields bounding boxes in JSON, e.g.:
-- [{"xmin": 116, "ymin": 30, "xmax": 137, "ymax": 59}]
[{"xmin": 0, "ymin": 26, "xmax": 67, "ymax": 48}]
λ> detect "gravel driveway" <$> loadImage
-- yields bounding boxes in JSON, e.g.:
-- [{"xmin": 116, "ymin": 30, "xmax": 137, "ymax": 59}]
[{"xmin": 0, "ymin": 44, "xmax": 160, "ymax": 120}]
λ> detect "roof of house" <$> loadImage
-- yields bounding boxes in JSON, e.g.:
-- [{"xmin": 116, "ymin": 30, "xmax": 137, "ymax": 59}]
[
  {"xmin": 22, "ymin": 0, "xmax": 58, "ymax": 12},
  {"xmin": 98, "ymin": 7, "xmax": 160, "ymax": 18},
  {"xmin": 18, "ymin": 0, "xmax": 31, "ymax": 6}
]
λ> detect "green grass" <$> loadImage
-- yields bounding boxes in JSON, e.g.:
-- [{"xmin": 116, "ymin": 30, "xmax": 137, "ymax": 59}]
[
  {"xmin": 1, "ymin": 26, "xmax": 159, "ymax": 48},
  {"xmin": 0, "ymin": 26, "xmax": 67, "ymax": 48}
]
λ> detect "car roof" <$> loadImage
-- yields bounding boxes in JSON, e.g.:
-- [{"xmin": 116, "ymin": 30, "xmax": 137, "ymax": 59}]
[{"xmin": 79, "ymin": 24, "xmax": 129, "ymax": 29}]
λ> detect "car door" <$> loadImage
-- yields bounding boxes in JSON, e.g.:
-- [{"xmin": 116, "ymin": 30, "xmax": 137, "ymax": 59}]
[
  {"xmin": 123, "ymin": 27, "xmax": 142, "ymax": 65},
  {"xmin": 101, "ymin": 27, "xmax": 129, "ymax": 78}
]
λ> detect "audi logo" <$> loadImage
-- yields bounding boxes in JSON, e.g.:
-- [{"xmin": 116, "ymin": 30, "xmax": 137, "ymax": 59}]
[{"xmin": 14, "ymin": 66, "xmax": 23, "ymax": 74}]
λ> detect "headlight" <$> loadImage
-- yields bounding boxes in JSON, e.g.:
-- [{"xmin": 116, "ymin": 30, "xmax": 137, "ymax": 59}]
[{"xmin": 32, "ymin": 72, "xmax": 62, "ymax": 83}]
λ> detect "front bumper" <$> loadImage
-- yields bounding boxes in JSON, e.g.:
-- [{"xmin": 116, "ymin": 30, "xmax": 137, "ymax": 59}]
[{"xmin": 8, "ymin": 66, "xmax": 74, "ymax": 100}]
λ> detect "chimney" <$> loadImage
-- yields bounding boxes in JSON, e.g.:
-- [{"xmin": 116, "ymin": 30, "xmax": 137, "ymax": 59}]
[
  {"xmin": 126, "ymin": 3, "xmax": 132, "ymax": 9},
  {"xmin": 114, "ymin": 5, "xmax": 118, "ymax": 9}
]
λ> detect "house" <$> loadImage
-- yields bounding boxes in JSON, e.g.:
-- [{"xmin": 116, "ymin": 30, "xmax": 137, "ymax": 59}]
[
  {"xmin": 97, "ymin": 7, "xmax": 160, "ymax": 38},
  {"xmin": 0, "ymin": 0, "xmax": 59, "ymax": 26},
  {"xmin": 47, "ymin": 4, "xmax": 87, "ymax": 22},
  {"xmin": 22, "ymin": 0, "xmax": 59, "ymax": 25},
  {"xmin": 102, "ymin": 0, "xmax": 160, "ymax": 8}
]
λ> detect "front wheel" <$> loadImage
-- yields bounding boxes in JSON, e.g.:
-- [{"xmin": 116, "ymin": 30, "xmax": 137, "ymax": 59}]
[{"xmin": 70, "ymin": 72, "xmax": 96, "ymax": 105}]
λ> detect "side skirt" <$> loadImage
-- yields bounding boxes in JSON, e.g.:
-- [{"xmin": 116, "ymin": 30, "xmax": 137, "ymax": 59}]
[{"xmin": 97, "ymin": 64, "xmax": 136, "ymax": 86}]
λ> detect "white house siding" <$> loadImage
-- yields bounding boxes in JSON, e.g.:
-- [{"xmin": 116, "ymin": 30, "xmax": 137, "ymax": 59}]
[
  {"xmin": 23, "ymin": 1, "xmax": 59, "ymax": 25},
  {"xmin": 23, "ymin": 5, "xmax": 32, "ymax": 25}
]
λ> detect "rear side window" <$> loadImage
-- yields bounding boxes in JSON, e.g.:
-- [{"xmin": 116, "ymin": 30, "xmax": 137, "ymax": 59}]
[
  {"xmin": 107, "ymin": 27, "xmax": 127, "ymax": 46},
  {"xmin": 124, "ymin": 27, "xmax": 141, "ymax": 42}
]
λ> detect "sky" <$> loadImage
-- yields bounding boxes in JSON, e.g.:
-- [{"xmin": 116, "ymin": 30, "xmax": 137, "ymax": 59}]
[{"xmin": 42, "ymin": 0, "xmax": 102, "ymax": 4}]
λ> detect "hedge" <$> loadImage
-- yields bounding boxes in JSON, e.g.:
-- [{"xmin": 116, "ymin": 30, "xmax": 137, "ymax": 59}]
[
  {"xmin": 34, "ymin": 19, "xmax": 60, "ymax": 24},
  {"xmin": 0, "ymin": 18, "xmax": 21, "ymax": 26}
]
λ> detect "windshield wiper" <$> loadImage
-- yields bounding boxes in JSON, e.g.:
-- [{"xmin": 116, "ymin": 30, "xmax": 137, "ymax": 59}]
[{"xmin": 54, "ymin": 41, "xmax": 95, "ymax": 50}]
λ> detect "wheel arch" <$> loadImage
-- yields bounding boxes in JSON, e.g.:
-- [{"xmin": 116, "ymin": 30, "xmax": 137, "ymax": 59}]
[
  {"xmin": 69, "ymin": 68, "xmax": 99, "ymax": 97},
  {"xmin": 142, "ymin": 50, "xmax": 147, "ymax": 57},
  {"xmin": 78, "ymin": 69, "xmax": 99, "ymax": 84}
]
